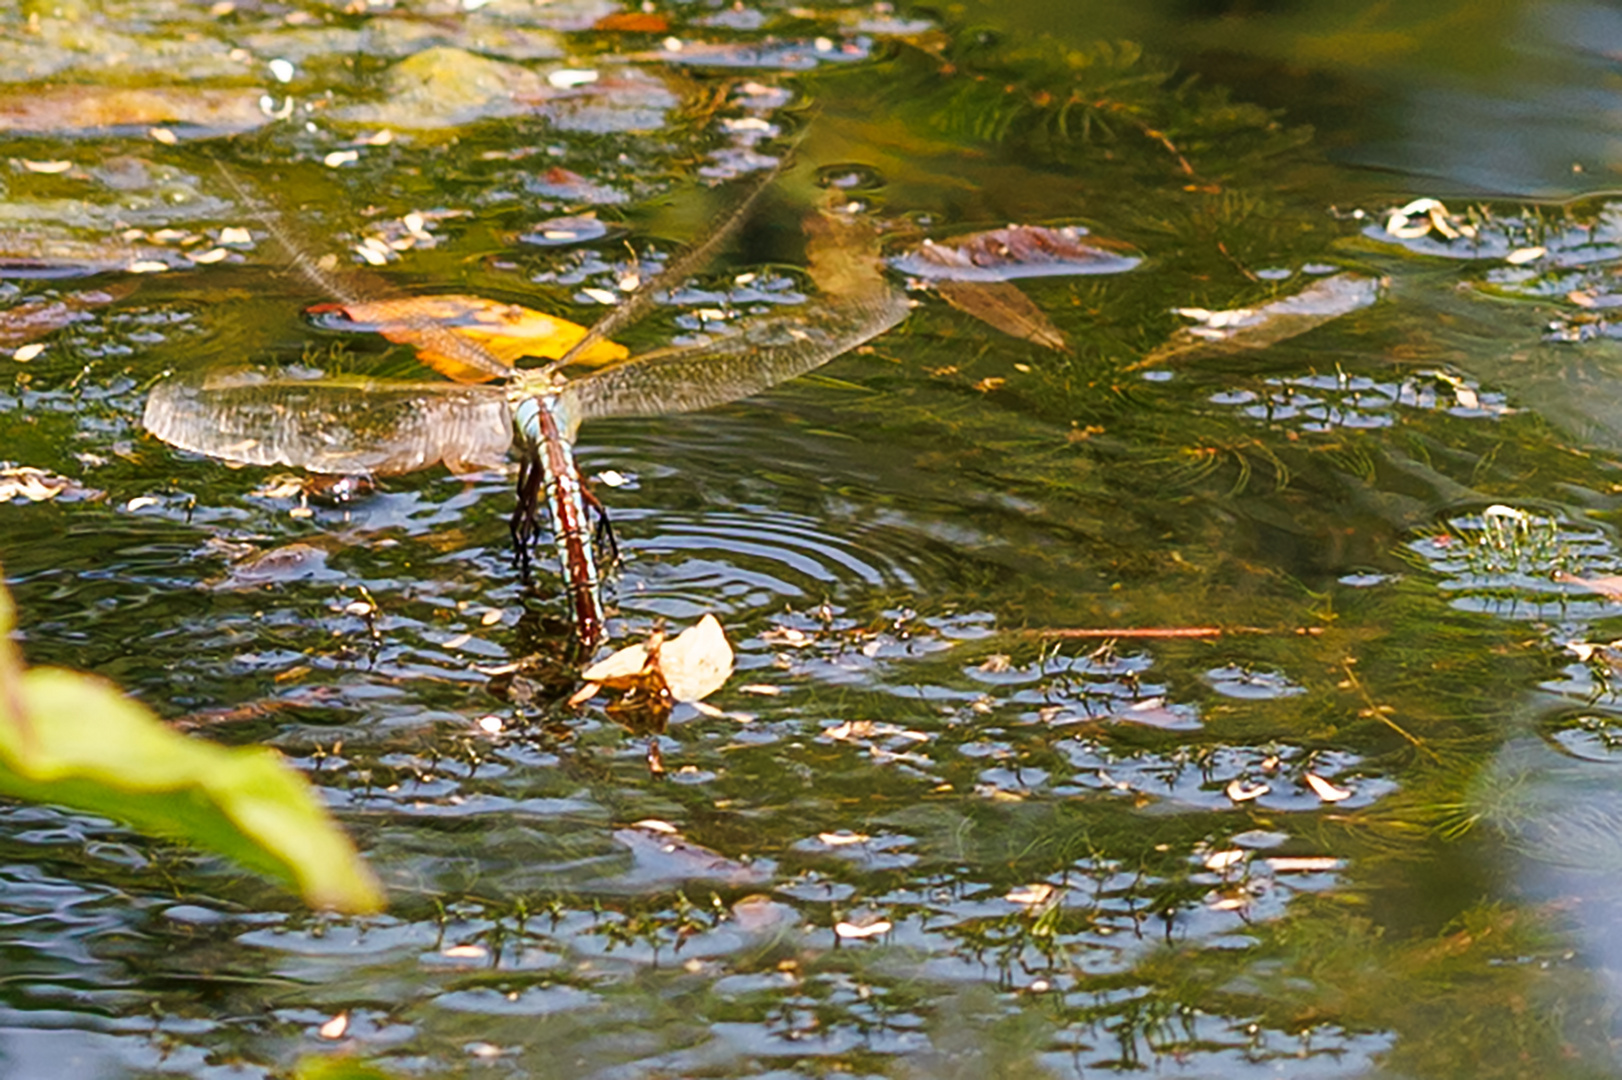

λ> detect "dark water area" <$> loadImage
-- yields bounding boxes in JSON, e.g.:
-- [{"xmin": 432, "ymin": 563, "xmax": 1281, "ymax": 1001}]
[
  {"xmin": 968, "ymin": 0, "xmax": 1622, "ymax": 199},
  {"xmin": 8, "ymin": 0, "xmax": 1622, "ymax": 1077}
]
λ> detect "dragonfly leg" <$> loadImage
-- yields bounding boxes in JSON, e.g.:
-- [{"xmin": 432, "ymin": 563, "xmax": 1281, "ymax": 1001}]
[
  {"xmin": 581, "ymin": 485, "xmax": 620, "ymax": 569},
  {"xmin": 509, "ymin": 448, "xmax": 546, "ymax": 563}
]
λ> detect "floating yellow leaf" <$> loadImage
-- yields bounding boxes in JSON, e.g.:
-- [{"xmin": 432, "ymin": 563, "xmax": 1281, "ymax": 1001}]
[{"xmin": 312, "ymin": 294, "xmax": 629, "ymax": 383}]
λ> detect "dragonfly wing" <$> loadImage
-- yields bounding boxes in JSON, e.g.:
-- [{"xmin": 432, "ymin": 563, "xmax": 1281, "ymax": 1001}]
[
  {"xmin": 143, "ymin": 370, "xmax": 513, "ymax": 476},
  {"xmin": 545, "ymin": 154, "xmax": 789, "ymax": 374},
  {"xmin": 564, "ymin": 289, "xmax": 909, "ymax": 424},
  {"xmin": 212, "ymin": 160, "xmax": 517, "ymax": 385}
]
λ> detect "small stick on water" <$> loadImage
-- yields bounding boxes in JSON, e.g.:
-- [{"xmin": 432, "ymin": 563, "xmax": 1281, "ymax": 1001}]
[
  {"xmin": 1339, "ymin": 659, "xmax": 1437, "ymax": 762},
  {"xmin": 1027, "ymin": 626, "xmax": 1323, "ymax": 639}
]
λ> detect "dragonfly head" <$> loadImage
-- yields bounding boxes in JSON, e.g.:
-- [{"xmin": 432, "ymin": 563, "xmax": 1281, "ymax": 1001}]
[
  {"xmin": 508, "ymin": 375, "xmax": 584, "ymax": 452},
  {"xmin": 507, "ymin": 368, "xmax": 567, "ymax": 399}
]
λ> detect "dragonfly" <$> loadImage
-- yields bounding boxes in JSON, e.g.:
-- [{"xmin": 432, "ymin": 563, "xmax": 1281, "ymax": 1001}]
[{"xmin": 143, "ymin": 166, "xmax": 910, "ymax": 649}]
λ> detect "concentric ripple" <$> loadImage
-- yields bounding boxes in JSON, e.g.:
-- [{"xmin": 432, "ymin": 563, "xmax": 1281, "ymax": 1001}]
[{"xmin": 615, "ymin": 507, "xmax": 933, "ymax": 621}]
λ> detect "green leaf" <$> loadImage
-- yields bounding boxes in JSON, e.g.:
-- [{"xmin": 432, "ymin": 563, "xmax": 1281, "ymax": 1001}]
[{"xmin": 0, "ymin": 576, "xmax": 383, "ymax": 913}]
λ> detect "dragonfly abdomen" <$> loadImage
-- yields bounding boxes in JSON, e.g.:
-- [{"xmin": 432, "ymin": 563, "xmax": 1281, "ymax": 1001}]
[{"xmin": 514, "ymin": 393, "xmax": 605, "ymax": 647}]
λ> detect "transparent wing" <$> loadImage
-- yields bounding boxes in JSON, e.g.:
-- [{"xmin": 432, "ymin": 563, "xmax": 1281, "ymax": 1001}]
[
  {"xmin": 212, "ymin": 160, "xmax": 516, "ymax": 384},
  {"xmin": 143, "ymin": 370, "xmax": 513, "ymax": 476},
  {"xmin": 544, "ymin": 149, "xmax": 791, "ymax": 374},
  {"xmin": 563, "ymin": 289, "xmax": 909, "ymax": 425}
]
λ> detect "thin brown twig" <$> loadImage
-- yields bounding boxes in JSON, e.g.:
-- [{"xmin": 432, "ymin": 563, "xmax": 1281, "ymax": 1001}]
[
  {"xmin": 1083, "ymin": 95, "xmax": 1197, "ymax": 178},
  {"xmin": 1339, "ymin": 659, "xmax": 1440, "ymax": 763},
  {"xmin": 1026, "ymin": 626, "xmax": 1301, "ymax": 639},
  {"xmin": 1216, "ymin": 240, "xmax": 1260, "ymax": 283}
]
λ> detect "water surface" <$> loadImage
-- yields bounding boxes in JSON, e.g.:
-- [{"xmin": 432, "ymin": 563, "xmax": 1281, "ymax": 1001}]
[{"xmin": 6, "ymin": 1, "xmax": 1622, "ymax": 1077}]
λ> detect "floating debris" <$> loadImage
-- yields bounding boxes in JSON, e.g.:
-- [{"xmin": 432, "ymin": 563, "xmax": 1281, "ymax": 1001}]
[
  {"xmin": 518, "ymin": 213, "xmax": 620, "ymax": 247},
  {"xmin": 1135, "ymin": 272, "xmax": 1384, "ymax": 368},
  {"xmin": 0, "ymin": 465, "xmax": 98, "ymax": 503},
  {"xmin": 891, "ymin": 224, "xmax": 1140, "ymax": 282},
  {"xmin": 580, "ymin": 614, "xmax": 736, "ymax": 706}
]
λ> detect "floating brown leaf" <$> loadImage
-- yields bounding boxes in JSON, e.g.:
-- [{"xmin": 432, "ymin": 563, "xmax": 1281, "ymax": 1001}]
[
  {"xmin": 934, "ymin": 279, "xmax": 1069, "ymax": 352},
  {"xmin": 214, "ymin": 543, "xmax": 333, "ymax": 590},
  {"xmin": 891, "ymin": 224, "xmax": 1141, "ymax": 282},
  {"xmin": 0, "ymin": 86, "xmax": 268, "ymax": 134},
  {"xmin": 525, "ymin": 165, "xmax": 628, "ymax": 204},
  {"xmin": 581, "ymin": 613, "xmax": 735, "ymax": 703},
  {"xmin": 594, "ymin": 12, "xmax": 670, "ymax": 31},
  {"xmin": 0, "ymin": 285, "xmax": 132, "ymax": 349},
  {"xmin": 1555, "ymin": 570, "xmax": 1622, "ymax": 602},
  {"xmin": 309, "ymin": 294, "xmax": 628, "ymax": 382}
]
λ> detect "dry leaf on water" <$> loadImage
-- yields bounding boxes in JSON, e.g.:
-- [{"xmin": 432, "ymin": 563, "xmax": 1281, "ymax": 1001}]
[
  {"xmin": 890, "ymin": 225, "xmax": 1140, "ymax": 282},
  {"xmin": 1132, "ymin": 273, "xmax": 1384, "ymax": 369},
  {"xmin": 594, "ymin": 11, "xmax": 670, "ymax": 31},
  {"xmin": 1555, "ymin": 570, "xmax": 1622, "ymax": 603},
  {"xmin": 0, "ymin": 86, "xmax": 269, "ymax": 135},
  {"xmin": 310, "ymin": 294, "xmax": 628, "ymax": 382},
  {"xmin": 0, "ymin": 466, "xmax": 99, "ymax": 504},
  {"xmin": 934, "ymin": 280, "xmax": 1071, "ymax": 352},
  {"xmin": 581, "ymin": 613, "xmax": 734, "ymax": 704},
  {"xmin": 1303, "ymin": 772, "xmax": 1353, "ymax": 803},
  {"xmin": 0, "ymin": 285, "xmax": 133, "ymax": 349},
  {"xmin": 889, "ymin": 225, "xmax": 1141, "ymax": 353}
]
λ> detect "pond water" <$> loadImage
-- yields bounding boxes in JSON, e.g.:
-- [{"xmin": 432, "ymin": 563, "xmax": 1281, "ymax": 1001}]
[{"xmin": 10, "ymin": 1, "xmax": 1622, "ymax": 1077}]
